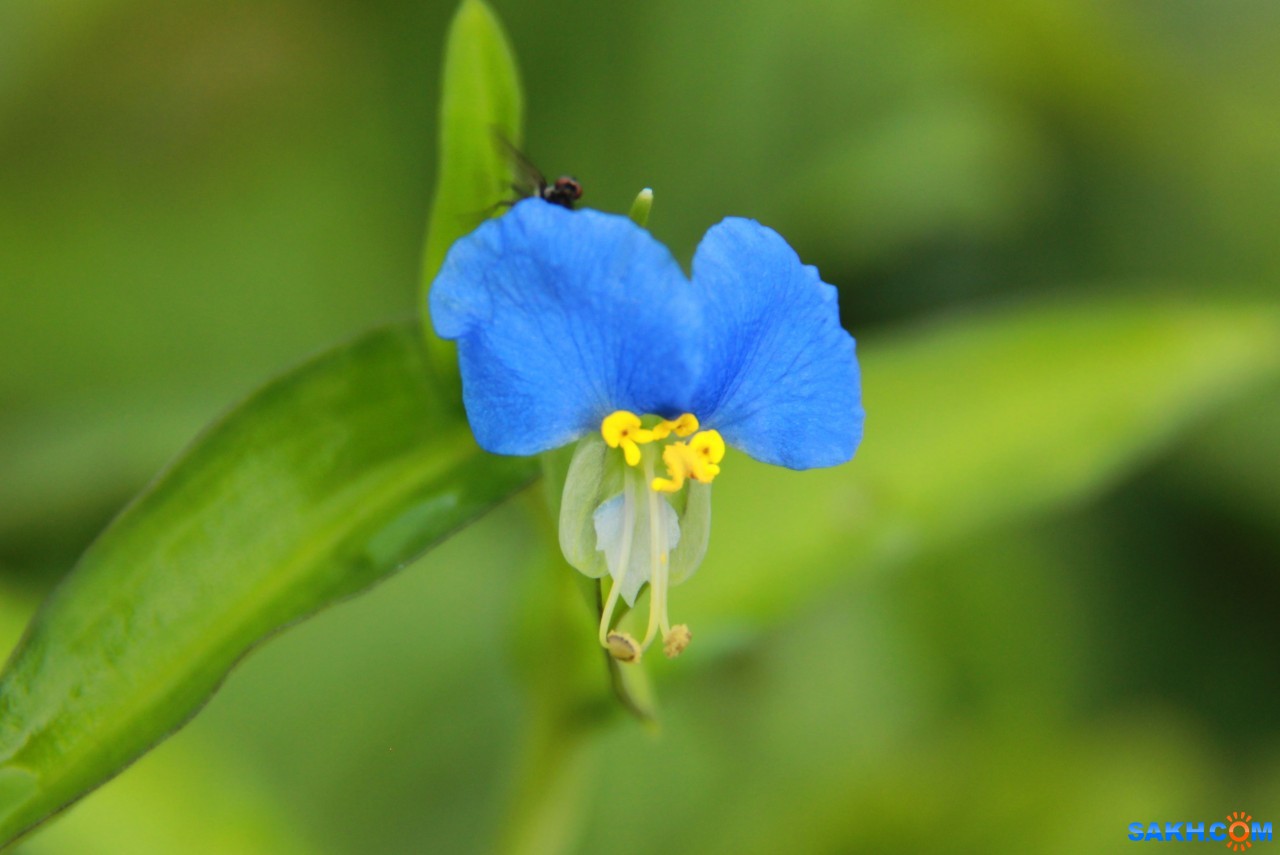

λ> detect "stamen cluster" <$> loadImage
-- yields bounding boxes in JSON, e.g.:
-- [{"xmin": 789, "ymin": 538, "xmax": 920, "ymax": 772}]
[
  {"xmin": 595, "ymin": 410, "xmax": 725, "ymax": 661},
  {"xmin": 601, "ymin": 411, "xmax": 725, "ymax": 492}
]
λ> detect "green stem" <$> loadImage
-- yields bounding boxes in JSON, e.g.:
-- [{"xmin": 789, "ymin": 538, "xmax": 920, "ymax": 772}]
[{"xmin": 496, "ymin": 494, "xmax": 606, "ymax": 855}]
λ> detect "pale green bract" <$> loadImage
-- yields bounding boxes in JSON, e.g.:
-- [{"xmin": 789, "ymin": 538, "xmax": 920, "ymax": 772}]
[{"xmin": 558, "ymin": 434, "xmax": 712, "ymax": 607}]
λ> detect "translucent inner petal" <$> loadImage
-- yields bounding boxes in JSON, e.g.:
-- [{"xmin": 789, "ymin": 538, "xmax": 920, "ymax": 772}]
[{"xmin": 593, "ymin": 488, "xmax": 681, "ymax": 607}]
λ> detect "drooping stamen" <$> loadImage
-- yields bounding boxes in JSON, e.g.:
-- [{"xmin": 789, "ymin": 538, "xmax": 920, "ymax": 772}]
[
  {"xmin": 597, "ymin": 472, "xmax": 637, "ymax": 650},
  {"xmin": 605, "ymin": 631, "xmax": 641, "ymax": 663},
  {"xmin": 595, "ymin": 413, "xmax": 714, "ymax": 661},
  {"xmin": 663, "ymin": 625, "xmax": 692, "ymax": 658}
]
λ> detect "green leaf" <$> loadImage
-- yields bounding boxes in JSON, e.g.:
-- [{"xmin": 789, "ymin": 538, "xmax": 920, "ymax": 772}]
[
  {"xmin": 419, "ymin": 0, "xmax": 524, "ymax": 380},
  {"xmin": 681, "ymin": 297, "xmax": 1280, "ymax": 630},
  {"xmin": 570, "ymin": 297, "xmax": 1280, "ymax": 852},
  {"xmin": 0, "ymin": 322, "xmax": 537, "ymax": 848},
  {"xmin": 16, "ymin": 738, "xmax": 318, "ymax": 855}
]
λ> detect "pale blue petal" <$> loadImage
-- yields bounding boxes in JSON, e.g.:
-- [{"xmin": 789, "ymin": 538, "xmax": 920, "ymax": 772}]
[
  {"xmin": 687, "ymin": 218, "xmax": 863, "ymax": 469},
  {"xmin": 430, "ymin": 200, "xmax": 700, "ymax": 455},
  {"xmin": 593, "ymin": 491, "xmax": 680, "ymax": 607}
]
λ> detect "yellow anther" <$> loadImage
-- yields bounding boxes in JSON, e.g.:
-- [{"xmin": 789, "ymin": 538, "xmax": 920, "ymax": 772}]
[
  {"xmin": 602, "ymin": 412, "xmax": 723, "ymax": 492},
  {"xmin": 663, "ymin": 625, "xmax": 692, "ymax": 659},
  {"xmin": 672, "ymin": 414, "xmax": 700, "ymax": 436},
  {"xmin": 600, "ymin": 410, "xmax": 646, "ymax": 446},
  {"xmin": 687, "ymin": 430, "xmax": 725, "ymax": 482},
  {"xmin": 601, "ymin": 411, "xmax": 654, "ymax": 467},
  {"xmin": 651, "ymin": 442, "xmax": 688, "ymax": 493},
  {"xmin": 651, "ymin": 413, "xmax": 699, "ymax": 440},
  {"xmin": 650, "ymin": 429, "xmax": 725, "ymax": 493}
]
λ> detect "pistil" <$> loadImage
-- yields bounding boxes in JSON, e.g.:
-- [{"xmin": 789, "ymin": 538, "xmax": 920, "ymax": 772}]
[
  {"xmin": 598, "ymin": 471, "xmax": 638, "ymax": 659},
  {"xmin": 641, "ymin": 452, "xmax": 668, "ymax": 650}
]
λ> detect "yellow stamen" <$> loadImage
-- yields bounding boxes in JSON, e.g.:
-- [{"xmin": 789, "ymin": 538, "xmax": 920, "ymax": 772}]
[
  {"xmin": 592, "ymin": 427, "xmax": 705, "ymax": 661},
  {"xmin": 651, "ymin": 412, "xmax": 699, "ymax": 440},
  {"xmin": 601, "ymin": 411, "xmax": 654, "ymax": 467},
  {"xmin": 651, "ymin": 443, "xmax": 688, "ymax": 493},
  {"xmin": 651, "ymin": 429, "xmax": 725, "ymax": 493},
  {"xmin": 598, "ymin": 475, "xmax": 637, "ymax": 657},
  {"xmin": 605, "ymin": 632, "xmax": 641, "ymax": 663},
  {"xmin": 687, "ymin": 430, "xmax": 725, "ymax": 482},
  {"xmin": 663, "ymin": 625, "xmax": 692, "ymax": 659}
]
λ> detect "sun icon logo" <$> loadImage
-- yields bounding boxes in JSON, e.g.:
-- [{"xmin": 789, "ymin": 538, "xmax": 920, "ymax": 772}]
[{"xmin": 1226, "ymin": 812, "xmax": 1254, "ymax": 851}]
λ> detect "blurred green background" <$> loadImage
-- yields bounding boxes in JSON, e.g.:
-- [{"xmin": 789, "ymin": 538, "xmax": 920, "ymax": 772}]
[{"xmin": 3, "ymin": 0, "xmax": 1280, "ymax": 852}]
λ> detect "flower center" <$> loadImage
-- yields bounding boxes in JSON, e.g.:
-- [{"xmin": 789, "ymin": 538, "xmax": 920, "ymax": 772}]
[
  {"xmin": 595, "ymin": 410, "xmax": 723, "ymax": 662},
  {"xmin": 600, "ymin": 410, "xmax": 725, "ymax": 491}
]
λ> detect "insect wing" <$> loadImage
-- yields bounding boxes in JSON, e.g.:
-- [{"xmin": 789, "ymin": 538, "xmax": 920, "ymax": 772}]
[{"xmin": 493, "ymin": 133, "xmax": 548, "ymax": 200}]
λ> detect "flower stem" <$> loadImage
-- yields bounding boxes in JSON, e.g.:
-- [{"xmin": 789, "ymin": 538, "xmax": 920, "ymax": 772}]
[{"xmin": 496, "ymin": 493, "xmax": 605, "ymax": 855}]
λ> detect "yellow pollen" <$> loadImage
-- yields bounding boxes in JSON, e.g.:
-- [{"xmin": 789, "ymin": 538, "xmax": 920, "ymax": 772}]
[
  {"xmin": 663, "ymin": 625, "xmax": 692, "ymax": 659},
  {"xmin": 651, "ymin": 413, "xmax": 699, "ymax": 440},
  {"xmin": 601, "ymin": 411, "xmax": 654, "ymax": 467},
  {"xmin": 651, "ymin": 429, "xmax": 726, "ymax": 493},
  {"xmin": 602, "ymin": 413, "xmax": 725, "ymax": 494}
]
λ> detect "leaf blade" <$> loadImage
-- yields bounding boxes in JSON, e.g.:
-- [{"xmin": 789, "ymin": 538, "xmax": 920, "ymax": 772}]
[
  {"xmin": 419, "ymin": 0, "xmax": 524, "ymax": 378},
  {"xmin": 0, "ymin": 322, "xmax": 536, "ymax": 847},
  {"xmin": 685, "ymin": 297, "xmax": 1280, "ymax": 626}
]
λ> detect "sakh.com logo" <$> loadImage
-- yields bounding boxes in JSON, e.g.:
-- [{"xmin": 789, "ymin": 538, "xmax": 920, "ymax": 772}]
[{"xmin": 1129, "ymin": 812, "xmax": 1273, "ymax": 849}]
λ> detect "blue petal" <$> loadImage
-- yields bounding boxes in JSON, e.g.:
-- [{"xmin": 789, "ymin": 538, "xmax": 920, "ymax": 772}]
[
  {"xmin": 687, "ymin": 218, "xmax": 863, "ymax": 469},
  {"xmin": 430, "ymin": 200, "xmax": 700, "ymax": 455}
]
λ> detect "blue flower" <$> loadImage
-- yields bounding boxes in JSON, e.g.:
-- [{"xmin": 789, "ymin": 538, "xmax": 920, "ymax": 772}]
[{"xmin": 431, "ymin": 199, "xmax": 863, "ymax": 661}]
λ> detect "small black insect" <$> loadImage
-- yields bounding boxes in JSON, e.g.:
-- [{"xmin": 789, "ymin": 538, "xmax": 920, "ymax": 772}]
[
  {"xmin": 540, "ymin": 175, "xmax": 584, "ymax": 209},
  {"xmin": 496, "ymin": 134, "xmax": 583, "ymax": 210}
]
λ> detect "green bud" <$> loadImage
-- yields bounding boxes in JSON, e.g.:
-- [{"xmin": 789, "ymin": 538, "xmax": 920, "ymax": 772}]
[{"xmin": 627, "ymin": 187, "xmax": 654, "ymax": 229}]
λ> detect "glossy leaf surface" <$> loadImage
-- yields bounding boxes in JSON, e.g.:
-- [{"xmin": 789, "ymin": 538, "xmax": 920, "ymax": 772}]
[
  {"xmin": 419, "ymin": 0, "xmax": 523, "ymax": 376},
  {"xmin": 683, "ymin": 298, "xmax": 1280, "ymax": 628},
  {"xmin": 0, "ymin": 323, "xmax": 537, "ymax": 847}
]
